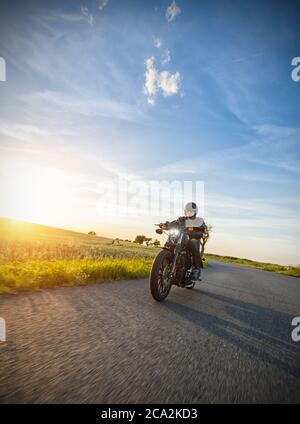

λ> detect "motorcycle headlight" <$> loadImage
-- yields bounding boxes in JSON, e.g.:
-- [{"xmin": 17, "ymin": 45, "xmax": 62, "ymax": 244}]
[{"xmin": 170, "ymin": 229, "xmax": 180, "ymax": 237}]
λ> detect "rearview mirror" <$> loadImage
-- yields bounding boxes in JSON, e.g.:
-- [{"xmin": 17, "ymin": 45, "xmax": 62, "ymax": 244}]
[{"xmin": 155, "ymin": 229, "xmax": 163, "ymax": 234}]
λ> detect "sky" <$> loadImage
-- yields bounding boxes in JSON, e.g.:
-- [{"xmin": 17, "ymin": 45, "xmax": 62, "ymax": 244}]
[{"xmin": 0, "ymin": 0, "xmax": 299, "ymax": 264}]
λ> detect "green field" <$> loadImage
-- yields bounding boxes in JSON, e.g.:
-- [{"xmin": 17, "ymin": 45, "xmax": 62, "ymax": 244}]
[
  {"xmin": 0, "ymin": 217, "xmax": 298, "ymax": 294},
  {"xmin": 206, "ymin": 253, "xmax": 300, "ymax": 278}
]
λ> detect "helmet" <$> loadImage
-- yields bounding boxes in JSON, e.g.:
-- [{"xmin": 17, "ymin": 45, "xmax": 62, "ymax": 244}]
[{"xmin": 184, "ymin": 202, "xmax": 198, "ymax": 218}]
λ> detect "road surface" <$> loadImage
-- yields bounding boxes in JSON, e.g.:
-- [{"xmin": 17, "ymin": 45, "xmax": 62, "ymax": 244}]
[{"xmin": 0, "ymin": 260, "xmax": 299, "ymax": 403}]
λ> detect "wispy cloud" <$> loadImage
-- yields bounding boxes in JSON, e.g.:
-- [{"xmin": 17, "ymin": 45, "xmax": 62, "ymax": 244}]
[
  {"xmin": 151, "ymin": 123, "xmax": 300, "ymax": 178},
  {"xmin": 99, "ymin": 0, "xmax": 109, "ymax": 11},
  {"xmin": 27, "ymin": 90, "xmax": 144, "ymax": 122},
  {"xmin": 144, "ymin": 57, "xmax": 181, "ymax": 105},
  {"xmin": 153, "ymin": 38, "xmax": 171, "ymax": 67},
  {"xmin": 48, "ymin": 7, "xmax": 94, "ymax": 26},
  {"xmin": 253, "ymin": 124, "xmax": 299, "ymax": 139},
  {"xmin": 161, "ymin": 49, "xmax": 171, "ymax": 66},
  {"xmin": 250, "ymin": 158, "xmax": 300, "ymax": 173},
  {"xmin": 153, "ymin": 37, "xmax": 162, "ymax": 49},
  {"xmin": 166, "ymin": 1, "xmax": 181, "ymax": 22},
  {"xmin": 80, "ymin": 7, "xmax": 93, "ymax": 26},
  {"xmin": 206, "ymin": 193, "xmax": 300, "ymax": 221},
  {"xmin": 0, "ymin": 123, "xmax": 48, "ymax": 144}
]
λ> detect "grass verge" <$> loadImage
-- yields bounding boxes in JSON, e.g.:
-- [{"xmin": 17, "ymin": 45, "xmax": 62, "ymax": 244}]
[
  {"xmin": 0, "ymin": 258, "xmax": 153, "ymax": 294},
  {"xmin": 206, "ymin": 253, "xmax": 300, "ymax": 278}
]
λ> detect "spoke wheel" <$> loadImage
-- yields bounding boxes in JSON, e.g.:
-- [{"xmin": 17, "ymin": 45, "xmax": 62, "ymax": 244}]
[
  {"xmin": 158, "ymin": 258, "xmax": 172, "ymax": 296},
  {"xmin": 150, "ymin": 250, "xmax": 173, "ymax": 301}
]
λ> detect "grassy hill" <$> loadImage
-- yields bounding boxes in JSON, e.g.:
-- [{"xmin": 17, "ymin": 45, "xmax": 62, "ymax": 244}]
[
  {"xmin": 0, "ymin": 217, "xmax": 158, "ymax": 294},
  {"xmin": 0, "ymin": 217, "xmax": 158, "ymax": 261},
  {"xmin": 0, "ymin": 217, "xmax": 111, "ymax": 244}
]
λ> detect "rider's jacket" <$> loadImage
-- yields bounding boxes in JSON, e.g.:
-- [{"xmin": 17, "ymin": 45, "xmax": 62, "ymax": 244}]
[{"xmin": 168, "ymin": 216, "xmax": 207, "ymax": 240}]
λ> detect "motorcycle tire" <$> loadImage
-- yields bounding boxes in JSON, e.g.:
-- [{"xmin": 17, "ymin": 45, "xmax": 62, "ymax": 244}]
[{"xmin": 150, "ymin": 249, "xmax": 173, "ymax": 301}]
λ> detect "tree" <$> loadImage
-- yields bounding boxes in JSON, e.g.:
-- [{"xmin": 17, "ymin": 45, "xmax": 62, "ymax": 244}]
[
  {"xmin": 153, "ymin": 239, "xmax": 160, "ymax": 247},
  {"xmin": 145, "ymin": 237, "xmax": 152, "ymax": 247},
  {"xmin": 88, "ymin": 231, "xmax": 96, "ymax": 236},
  {"xmin": 134, "ymin": 235, "xmax": 147, "ymax": 245},
  {"xmin": 200, "ymin": 224, "xmax": 212, "ymax": 257}
]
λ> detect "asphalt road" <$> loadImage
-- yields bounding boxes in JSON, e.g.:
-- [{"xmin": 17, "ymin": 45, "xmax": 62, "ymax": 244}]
[{"xmin": 0, "ymin": 260, "xmax": 299, "ymax": 404}]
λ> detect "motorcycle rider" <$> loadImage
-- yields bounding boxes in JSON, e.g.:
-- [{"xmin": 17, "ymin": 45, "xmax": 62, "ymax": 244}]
[{"xmin": 159, "ymin": 202, "xmax": 207, "ymax": 286}]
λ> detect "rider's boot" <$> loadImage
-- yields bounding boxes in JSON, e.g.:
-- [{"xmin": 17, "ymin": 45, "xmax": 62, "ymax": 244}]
[
  {"xmin": 191, "ymin": 268, "xmax": 201, "ymax": 282},
  {"xmin": 185, "ymin": 268, "xmax": 201, "ymax": 288}
]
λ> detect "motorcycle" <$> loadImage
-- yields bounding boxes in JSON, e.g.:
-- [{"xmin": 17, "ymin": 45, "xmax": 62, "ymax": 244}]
[{"xmin": 150, "ymin": 221, "xmax": 203, "ymax": 301}]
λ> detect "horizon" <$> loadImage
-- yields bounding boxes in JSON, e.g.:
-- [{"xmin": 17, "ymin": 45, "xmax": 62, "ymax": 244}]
[
  {"xmin": 0, "ymin": 0, "xmax": 300, "ymax": 265},
  {"xmin": 0, "ymin": 215, "xmax": 298, "ymax": 267}
]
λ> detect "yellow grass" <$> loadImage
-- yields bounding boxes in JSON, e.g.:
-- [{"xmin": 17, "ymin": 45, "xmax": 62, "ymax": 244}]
[{"xmin": 0, "ymin": 217, "xmax": 157, "ymax": 293}]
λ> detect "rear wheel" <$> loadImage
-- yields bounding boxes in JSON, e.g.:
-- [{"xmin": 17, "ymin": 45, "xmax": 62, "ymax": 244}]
[{"xmin": 150, "ymin": 250, "xmax": 173, "ymax": 301}]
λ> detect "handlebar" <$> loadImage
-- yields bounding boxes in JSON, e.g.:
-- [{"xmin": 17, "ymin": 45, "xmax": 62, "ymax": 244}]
[{"xmin": 155, "ymin": 222, "xmax": 205, "ymax": 238}]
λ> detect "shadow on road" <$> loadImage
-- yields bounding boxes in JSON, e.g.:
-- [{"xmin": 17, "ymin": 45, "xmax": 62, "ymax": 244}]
[{"xmin": 165, "ymin": 290, "xmax": 300, "ymax": 379}]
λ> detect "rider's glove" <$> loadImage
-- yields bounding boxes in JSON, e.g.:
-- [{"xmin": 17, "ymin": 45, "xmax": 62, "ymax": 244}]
[{"xmin": 159, "ymin": 221, "xmax": 169, "ymax": 229}]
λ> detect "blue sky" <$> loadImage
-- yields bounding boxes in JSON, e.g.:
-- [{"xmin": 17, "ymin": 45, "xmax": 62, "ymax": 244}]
[{"xmin": 0, "ymin": 0, "xmax": 299, "ymax": 264}]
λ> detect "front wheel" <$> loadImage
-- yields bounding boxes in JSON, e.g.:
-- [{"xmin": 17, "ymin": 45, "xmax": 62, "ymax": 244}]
[{"xmin": 150, "ymin": 250, "xmax": 173, "ymax": 301}]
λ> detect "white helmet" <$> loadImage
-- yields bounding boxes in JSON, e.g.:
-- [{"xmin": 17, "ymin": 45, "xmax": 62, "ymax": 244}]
[{"xmin": 184, "ymin": 202, "xmax": 198, "ymax": 218}]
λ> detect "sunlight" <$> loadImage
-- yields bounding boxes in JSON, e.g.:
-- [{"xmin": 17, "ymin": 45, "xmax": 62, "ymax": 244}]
[{"xmin": 0, "ymin": 159, "xmax": 75, "ymax": 227}]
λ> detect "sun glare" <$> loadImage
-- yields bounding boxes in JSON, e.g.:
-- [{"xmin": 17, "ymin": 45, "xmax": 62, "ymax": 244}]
[{"xmin": 0, "ymin": 159, "xmax": 75, "ymax": 227}]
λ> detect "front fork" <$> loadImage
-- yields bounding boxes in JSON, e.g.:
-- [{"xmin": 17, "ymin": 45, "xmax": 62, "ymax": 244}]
[{"xmin": 170, "ymin": 233, "xmax": 189, "ymax": 277}]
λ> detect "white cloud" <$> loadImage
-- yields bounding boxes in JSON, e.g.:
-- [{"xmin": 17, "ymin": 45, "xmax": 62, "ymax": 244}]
[
  {"xmin": 154, "ymin": 37, "xmax": 162, "ymax": 49},
  {"xmin": 144, "ymin": 57, "xmax": 181, "ymax": 105},
  {"xmin": 161, "ymin": 49, "xmax": 171, "ymax": 66},
  {"xmin": 147, "ymin": 97, "xmax": 155, "ymax": 106},
  {"xmin": 158, "ymin": 70, "xmax": 181, "ymax": 96},
  {"xmin": 80, "ymin": 7, "xmax": 93, "ymax": 26},
  {"xmin": 99, "ymin": 0, "xmax": 109, "ymax": 10},
  {"xmin": 166, "ymin": 1, "xmax": 181, "ymax": 22},
  {"xmin": 144, "ymin": 57, "xmax": 158, "ymax": 104}
]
